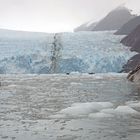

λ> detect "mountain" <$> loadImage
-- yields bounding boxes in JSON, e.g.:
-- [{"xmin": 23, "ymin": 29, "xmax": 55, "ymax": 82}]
[
  {"xmin": 115, "ymin": 16, "xmax": 140, "ymax": 35},
  {"xmin": 121, "ymin": 24, "xmax": 140, "ymax": 52},
  {"xmin": 93, "ymin": 7, "xmax": 135, "ymax": 31},
  {"xmin": 74, "ymin": 6, "xmax": 135, "ymax": 32},
  {"xmin": 74, "ymin": 22, "xmax": 97, "ymax": 32},
  {"xmin": 121, "ymin": 24, "xmax": 140, "ymax": 72}
]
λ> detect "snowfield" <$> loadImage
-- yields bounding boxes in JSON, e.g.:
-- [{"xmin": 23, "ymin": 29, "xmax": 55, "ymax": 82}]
[{"xmin": 0, "ymin": 73, "xmax": 140, "ymax": 140}]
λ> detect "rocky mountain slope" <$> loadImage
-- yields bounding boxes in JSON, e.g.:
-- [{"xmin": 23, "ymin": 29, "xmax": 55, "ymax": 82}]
[
  {"xmin": 93, "ymin": 7, "xmax": 135, "ymax": 31},
  {"xmin": 75, "ymin": 7, "xmax": 135, "ymax": 32},
  {"xmin": 115, "ymin": 16, "xmax": 140, "ymax": 35},
  {"xmin": 74, "ymin": 22, "xmax": 97, "ymax": 32},
  {"xmin": 121, "ymin": 24, "xmax": 140, "ymax": 52},
  {"xmin": 127, "ymin": 65, "xmax": 140, "ymax": 82},
  {"xmin": 121, "ymin": 24, "xmax": 140, "ymax": 72}
]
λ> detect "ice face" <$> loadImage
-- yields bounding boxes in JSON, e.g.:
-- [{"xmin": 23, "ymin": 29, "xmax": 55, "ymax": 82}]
[{"xmin": 0, "ymin": 31, "xmax": 136, "ymax": 74}]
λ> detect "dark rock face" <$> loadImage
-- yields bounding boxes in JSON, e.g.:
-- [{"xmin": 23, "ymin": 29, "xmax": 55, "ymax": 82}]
[
  {"xmin": 115, "ymin": 16, "xmax": 140, "ymax": 35},
  {"xmin": 131, "ymin": 39, "xmax": 140, "ymax": 52},
  {"xmin": 93, "ymin": 7, "xmax": 135, "ymax": 31},
  {"xmin": 121, "ymin": 24, "xmax": 140, "ymax": 72},
  {"xmin": 127, "ymin": 65, "xmax": 140, "ymax": 82},
  {"xmin": 122, "ymin": 54, "xmax": 140, "ymax": 72},
  {"xmin": 121, "ymin": 24, "xmax": 140, "ymax": 52}
]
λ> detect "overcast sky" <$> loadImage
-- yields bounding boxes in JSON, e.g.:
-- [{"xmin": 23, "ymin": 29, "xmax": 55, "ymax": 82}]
[{"xmin": 0, "ymin": 0, "xmax": 139, "ymax": 33}]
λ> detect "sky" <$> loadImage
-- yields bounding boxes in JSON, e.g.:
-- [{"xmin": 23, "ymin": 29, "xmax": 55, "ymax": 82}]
[{"xmin": 0, "ymin": 0, "xmax": 139, "ymax": 33}]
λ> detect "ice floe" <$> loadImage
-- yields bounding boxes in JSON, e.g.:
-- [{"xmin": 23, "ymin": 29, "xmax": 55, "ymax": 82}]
[
  {"xmin": 59, "ymin": 102, "xmax": 114, "ymax": 116},
  {"xmin": 50, "ymin": 101, "xmax": 140, "ymax": 119},
  {"xmin": 89, "ymin": 112, "xmax": 114, "ymax": 118},
  {"xmin": 114, "ymin": 106, "xmax": 139, "ymax": 115}
]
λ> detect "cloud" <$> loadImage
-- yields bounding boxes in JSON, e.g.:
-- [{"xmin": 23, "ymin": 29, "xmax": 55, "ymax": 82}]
[
  {"xmin": 126, "ymin": 0, "xmax": 140, "ymax": 14},
  {"xmin": 0, "ymin": 0, "xmax": 139, "ymax": 32}
]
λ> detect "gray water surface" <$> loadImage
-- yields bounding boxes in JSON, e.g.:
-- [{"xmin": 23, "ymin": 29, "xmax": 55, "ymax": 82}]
[{"xmin": 0, "ymin": 74, "xmax": 140, "ymax": 140}]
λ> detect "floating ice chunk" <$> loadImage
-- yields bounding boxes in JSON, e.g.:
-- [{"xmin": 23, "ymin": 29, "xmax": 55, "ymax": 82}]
[
  {"xmin": 100, "ymin": 108, "xmax": 115, "ymax": 114},
  {"xmin": 60, "ymin": 105, "xmax": 97, "ymax": 116},
  {"xmin": 52, "ymin": 101, "xmax": 140, "ymax": 119},
  {"xmin": 70, "ymin": 82, "xmax": 83, "ymax": 86},
  {"xmin": 101, "ymin": 105, "xmax": 140, "ymax": 117},
  {"xmin": 114, "ymin": 106, "xmax": 139, "ymax": 115},
  {"xmin": 96, "ymin": 102, "xmax": 114, "ymax": 108},
  {"xmin": 8, "ymin": 84, "xmax": 17, "ymax": 88},
  {"xmin": 49, "ymin": 114, "xmax": 67, "ymax": 119},
  {"xmin": 93, "ymin": 75, "xmax": 103, "ymax": 79},
  {"xmin": 89, "ymin": 112, "xmax": 114, "ymax": 119},
  {"xmin": 126, "ymin": 101, "xmax": 140, "ymax": 108},
  {"xmin": 71, "ymin": 102, "xmax": 113, "ymax": 108},
  {"xmin": 126, "ymin": 102, "xmax": 140, "ymax": 113},
  {"xmin": 59, "ymin": 102, "xmax": 113, "ymax": 116},
  {"xmin": 70, "ymin": 72, "xmax": 81, "ymax": 75}
]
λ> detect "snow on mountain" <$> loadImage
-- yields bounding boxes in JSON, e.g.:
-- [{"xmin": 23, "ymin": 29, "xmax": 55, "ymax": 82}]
[
  {"xmin": 93, "ymin": 6, "xmax": 135, "ymax": 31},
  {"xmin": 74, "ymin": 6, "xmax": 135, "ymax": 32},
  {"xmin": 0, "ymin": 29, "xmax": 136, "ymax": 74}
]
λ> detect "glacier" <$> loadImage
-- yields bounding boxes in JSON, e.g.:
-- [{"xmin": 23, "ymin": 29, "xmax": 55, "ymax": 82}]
[{"xmin": 0, "ymin": 30, "xmax": 136, "ymax": 74}]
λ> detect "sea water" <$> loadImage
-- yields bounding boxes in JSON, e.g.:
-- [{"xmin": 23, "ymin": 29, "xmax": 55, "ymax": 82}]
[{"xmin": 0, "ymin": 73, "xmax": 140, "ymax": 140}]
